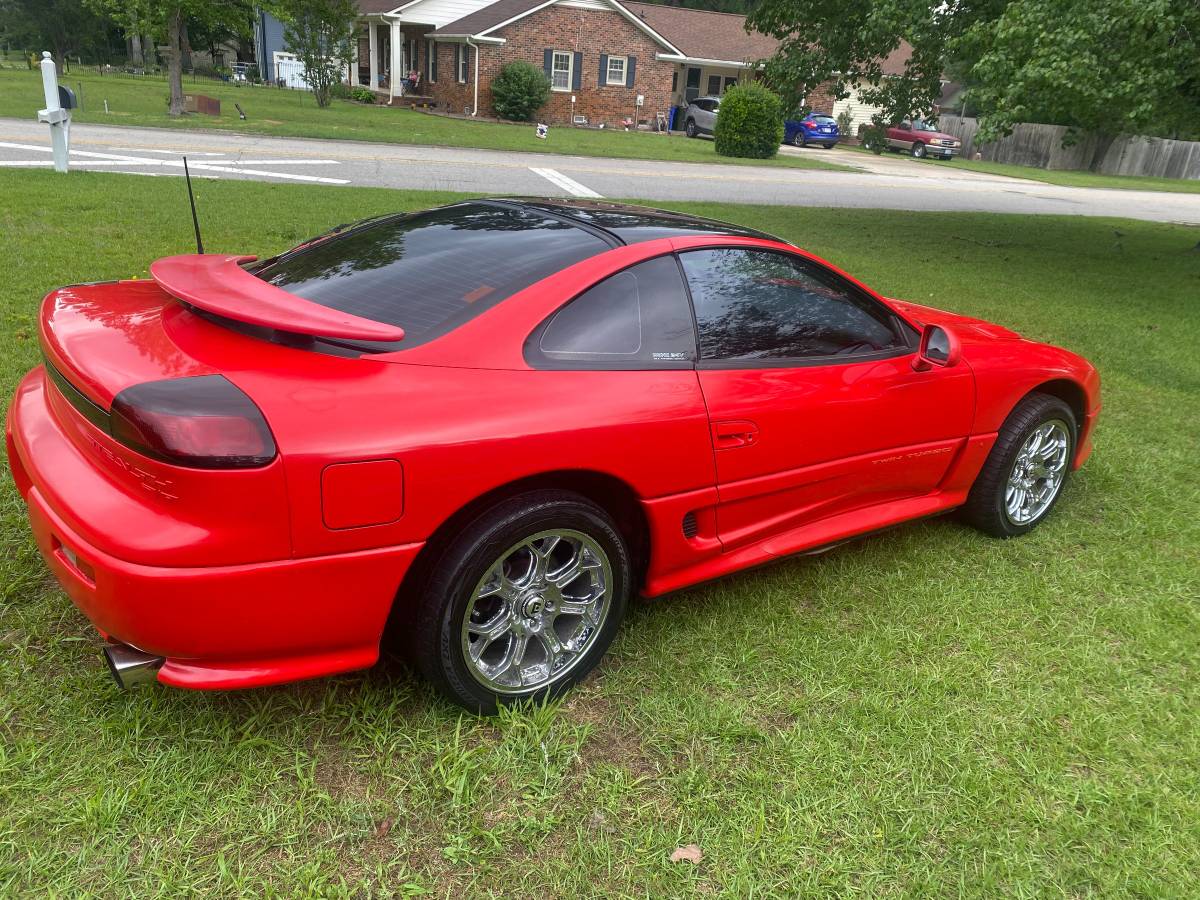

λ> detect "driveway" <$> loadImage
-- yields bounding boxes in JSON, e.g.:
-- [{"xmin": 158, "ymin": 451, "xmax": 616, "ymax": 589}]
[{"xmin": 2, "ymin": 118, "xmax": 1197, "ymax": 224}]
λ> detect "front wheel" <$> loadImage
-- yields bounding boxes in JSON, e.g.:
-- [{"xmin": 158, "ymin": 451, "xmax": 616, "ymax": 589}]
[
  {"xmin": 962, "ymin": 393, "xmax": 1077, "ymax": 538},
  {"xmin": 411, "ymin": 491, "xmax": 630, "ymax": 713},
  {"xmin": 911, "ymin": 142, "xmax": 926, "ymax": 158}
]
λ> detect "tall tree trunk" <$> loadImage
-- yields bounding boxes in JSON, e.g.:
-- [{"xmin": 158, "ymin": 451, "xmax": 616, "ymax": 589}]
[
  {"xmin": 181, "ymin": 19, "xmax": 192, "ymax": 72},
  {"xmin": 166, "ymin": 6, "xmax": 186, "ymax": 116}
]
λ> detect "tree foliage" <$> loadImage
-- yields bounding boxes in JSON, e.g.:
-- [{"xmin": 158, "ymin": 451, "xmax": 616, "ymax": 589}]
[
  {"xmin": 271, "ymin": 0, "xmax": 356, "ymax": 108},
  {"xmin": 748, "ymin": 0, "xmax": 1200, "ymax": 142},
  {"xmin": 0, "ymin": 0, "xmax": 123, "ymax": 66},
  {"xmin": 713, "ymin": 83, "xmax": 784, "ymax": 159},
  {"xmin": 491, "ymin": 60, "xmax": 552, "ymax": 122},
  {"xmin": 959, "ymin": 0, "xmax": 1200, "ymax": 141}
]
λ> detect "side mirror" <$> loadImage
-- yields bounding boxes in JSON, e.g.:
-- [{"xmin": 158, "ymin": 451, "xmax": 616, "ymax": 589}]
[{"xmin": 913, "ymin": 324, "xmax": 961, "ymax": 371}]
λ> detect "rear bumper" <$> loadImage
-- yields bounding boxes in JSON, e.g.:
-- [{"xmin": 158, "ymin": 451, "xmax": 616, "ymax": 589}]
[{"xmin": 8, "ymin": 368, "xmax": 423, "ymax": 690}]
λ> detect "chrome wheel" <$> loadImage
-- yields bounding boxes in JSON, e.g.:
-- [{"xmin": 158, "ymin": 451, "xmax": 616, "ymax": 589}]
[
  {"xmin": 461, "ymin": 529, "xmax": 612, "ymax": 695},
  {"xmin": 1004, "ymin": 419, "xmax": 1070, "ymax": 525}
]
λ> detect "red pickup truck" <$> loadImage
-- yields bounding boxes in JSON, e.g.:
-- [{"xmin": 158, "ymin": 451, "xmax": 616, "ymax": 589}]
[{"xmin": 886, "ymin": 120, "xmax": 962, "ymax": 159}]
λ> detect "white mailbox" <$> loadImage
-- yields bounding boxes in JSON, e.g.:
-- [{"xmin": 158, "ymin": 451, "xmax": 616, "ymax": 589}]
[{"xmin": 36, "ymin": 51, "xmax": 72, "ymax": 173}]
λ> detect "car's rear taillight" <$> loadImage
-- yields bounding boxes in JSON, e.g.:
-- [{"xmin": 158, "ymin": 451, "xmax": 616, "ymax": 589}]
[{"xmin": 109, "ymin": 375, "xmax": 277, "ymax": 469}]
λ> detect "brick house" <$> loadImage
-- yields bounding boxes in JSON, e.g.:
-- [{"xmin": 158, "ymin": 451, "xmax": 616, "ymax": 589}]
[
  {"xmin": 256, "ymin": 1, "xmax": 915, "ymax": 131},
  {"xmin": 334, "ymin": 0, "xmax": 782, "ymax": 128}
]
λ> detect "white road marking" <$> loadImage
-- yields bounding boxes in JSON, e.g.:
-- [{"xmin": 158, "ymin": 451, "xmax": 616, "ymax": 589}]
[
  {"xmin": 123, "ymin": 148, "xmax": 226, "ymax": 156},
  {"xmin": 219, "ymin": 159, "xmax": 342, "ymax": 165},
  {"xmin": 528, "ymin": 166, "xmax": 603, "ymax": 198},
  {"xmin": 0, "ymin": 141, "xmax": 349, "ymax": 184}
]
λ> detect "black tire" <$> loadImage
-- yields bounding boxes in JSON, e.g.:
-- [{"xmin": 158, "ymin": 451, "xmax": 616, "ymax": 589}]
[
  {"xmin": 410, "ymin": 490, "xmax": 631, "ymax": 713},
  {"xmin": 961, "ymin": 393, "xmax": 1077, "ymax": 538},
  {"xmin": 685, "ymin": 118, "xmax": 697, "ymax": 138},
  {"xmin": 793, "ymin": 132, "xmax": 807, "ymax": 148},
  {"xmin": 911, "ymin": 142, "xmax": 926, "ymax": 158},
  {"xmin": 822, "ymin": 143, "xmax": 836, "ymax": 149}
]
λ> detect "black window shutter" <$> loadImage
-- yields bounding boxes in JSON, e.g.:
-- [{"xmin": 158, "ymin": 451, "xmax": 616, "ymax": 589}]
[
  {"xmin": 454, "ymin": 45, "xmax": 461, "ymax": 81},
  {"xmin": 543, "ymin": 48, "xmax": 553, "ymax": 79},
  {"xmin": 599, "ymin": 53, "xmax": 608, "ymax": 84},
  {"xmin": 626, "ymin": 55, "xmax": 636, "ymax": 88},
  {"xmin": 431, "ymin": 41, "xmax": 437, "ymax": 82},
  {"xmin": 572, "ymin": 51, "xmax": 582, "ymax": 90}
]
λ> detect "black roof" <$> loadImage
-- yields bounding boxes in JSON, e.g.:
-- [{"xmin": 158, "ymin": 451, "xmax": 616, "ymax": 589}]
[{"xmin": 493, "ymin": 198, "xmax": 780, "ymax": 246}]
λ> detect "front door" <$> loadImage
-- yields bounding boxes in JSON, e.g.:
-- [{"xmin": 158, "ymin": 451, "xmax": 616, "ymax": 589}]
[{"xmin": 678, "ymin": 246, "xmax": 975, "ymax": 550}]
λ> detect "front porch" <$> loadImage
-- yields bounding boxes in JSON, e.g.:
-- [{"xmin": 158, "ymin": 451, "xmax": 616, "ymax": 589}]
[{"xmin": 348, "ymin": 15, "xmax": 437, "ymax": 103}]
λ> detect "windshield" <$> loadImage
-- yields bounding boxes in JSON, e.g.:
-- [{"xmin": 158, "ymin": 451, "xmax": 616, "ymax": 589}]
[
  {"xmin": 250, "ymin": 203, "xmax": 611, "ymax": 350},
  {"xmin": 913, "ymin": 120, "xmax": 940, "ymax": 132}
]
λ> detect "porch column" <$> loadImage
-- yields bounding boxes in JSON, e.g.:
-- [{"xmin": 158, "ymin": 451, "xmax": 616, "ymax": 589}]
[
  {"xmin": 368, "ymin": 20, "xmax": 379, "ymax": 89},
  {"xmin": 391, "ymin": 21, "xmax": 403, "ymax": 94},
  {"xmin": 349, "ymin": 25, "xmax": 359, "ymax": 84}
]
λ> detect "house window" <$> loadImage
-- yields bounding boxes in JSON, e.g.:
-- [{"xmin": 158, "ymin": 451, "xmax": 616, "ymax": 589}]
[
  {"xmin": 458, "ymin": 45, "xmax": 469, "ymax": 83},
  {"xmin": 551, "ymin": 50, "xmax": 572, "ymax": 91},
  {"xmin": 723, "ymin": 76, "xmax": 737, "ymax": 92},
  {"xmin": 605, "ymin": 55, "xmax": 626, "ymax": 86},
  {"xmin": 706, "ymin": 74, "xmax": 721, "ymax": 96}
]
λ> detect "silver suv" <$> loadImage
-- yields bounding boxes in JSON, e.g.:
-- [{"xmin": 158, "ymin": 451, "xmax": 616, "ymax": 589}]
[{"xmin": 682, "ymin": 96, "xmax": 721, "ymax": 138}]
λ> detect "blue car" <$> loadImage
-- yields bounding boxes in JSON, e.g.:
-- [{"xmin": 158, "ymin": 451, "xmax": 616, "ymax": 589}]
[{"xmin": 784, "ymin": 113, "xmax": 840, "ymax": 149}]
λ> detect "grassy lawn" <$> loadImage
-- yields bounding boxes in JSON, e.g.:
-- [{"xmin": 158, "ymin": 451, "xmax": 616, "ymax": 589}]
[
  {"xmin": 2, "ymin": 170, "xmax": 1198, "ymax": 895},
  {"xmin": 0, "ymin": 68, "xmax": 849, "ymax": 172},
  {"xmin": 844, "ymin": 144, "xmax": 1200, "ymax": 193}
]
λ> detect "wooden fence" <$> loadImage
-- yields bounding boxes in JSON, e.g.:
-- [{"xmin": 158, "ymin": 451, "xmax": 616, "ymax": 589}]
[{"xmin": 938, "ymin": 116, "xmax": 1200, "ymax": 179}]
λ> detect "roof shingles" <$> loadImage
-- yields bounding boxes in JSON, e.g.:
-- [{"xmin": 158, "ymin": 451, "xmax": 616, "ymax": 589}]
[{"xmin": 621, "ymin": 1, "xmax": 777, "ymax": 62}]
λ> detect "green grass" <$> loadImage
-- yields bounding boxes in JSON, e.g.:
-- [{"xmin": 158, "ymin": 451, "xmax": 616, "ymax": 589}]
[
  {"xmin": 2, "ymin": 169, "xmax": 1199, "ymax": 896},
  {"xmin": 0, "ymin": 68, "xmax": 850, "ymax": 172},
  {"xmin": 845, "ymin": 144, "xmax": 1200, "ymax": 193}
]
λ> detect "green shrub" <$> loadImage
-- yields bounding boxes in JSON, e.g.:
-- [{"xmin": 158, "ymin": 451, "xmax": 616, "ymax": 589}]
[
  {"xmin": 329, "ymin": 81, "xmax": 352, "ymax": 100},
  {"xmin": 491, "ymin": 60, "xmax": 551, "ymax": 122},
  {"xmin": 713, "ymin": 83, "xmax": 784, "ymax": 159},
  {"xmin": 860, "ymin": 122, "xmax": 887, "ymax": 154},
  {"xmin": 350, "ymin": 86, "xmax": 376, "ymax": 103}
]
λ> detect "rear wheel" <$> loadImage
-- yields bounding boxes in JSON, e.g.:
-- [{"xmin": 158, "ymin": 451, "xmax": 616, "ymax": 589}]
[
  {"xmin": 685, "ymin": 118, "xmax": 697, "ymax": 138},
  {"xmin": 822, "ymin": 143, "xmax": 836, "ymax": 149},
  {"xmin": 793, "ymin": 132, "xmax": 807, "ymax": 147},
  {"xmin": 410, "ymin": 491, "xmax": 630, "ymax": 713},
  {"xmin": 962, "ymin": 393, "xmax": 1076, "ymax": 538}
]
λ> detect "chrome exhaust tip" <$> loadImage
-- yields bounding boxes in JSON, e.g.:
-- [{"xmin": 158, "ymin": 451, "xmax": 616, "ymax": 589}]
[{"xmin": 102, "ymin": 642, "xmax": 164, "ymax": 689}]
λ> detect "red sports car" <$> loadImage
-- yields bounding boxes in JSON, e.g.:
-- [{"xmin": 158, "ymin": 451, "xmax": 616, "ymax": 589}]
[{"xmin": 6, "ymin": 200, "xmax": 1100, "ymax": 711}]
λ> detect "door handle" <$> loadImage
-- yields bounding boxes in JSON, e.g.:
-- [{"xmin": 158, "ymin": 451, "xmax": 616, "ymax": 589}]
[{"xmin": 712, "ymin": 419, "xmax": 759, "ymax": 450}]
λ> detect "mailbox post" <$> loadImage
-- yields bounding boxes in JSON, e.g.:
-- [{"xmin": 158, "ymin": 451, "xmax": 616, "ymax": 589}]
[{"xmin": 37, "ymin": 52, "xmax": 74, "ymax": 173}]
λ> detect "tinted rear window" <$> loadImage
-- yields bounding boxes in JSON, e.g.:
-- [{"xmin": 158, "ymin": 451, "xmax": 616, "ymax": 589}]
[
  {"xmin": 252, "ymin": 203, "xmax": 611, "ymax": 348},
  {"xmin": 810, "ymin": 115, "xmax": 836, "ymax": 123}
]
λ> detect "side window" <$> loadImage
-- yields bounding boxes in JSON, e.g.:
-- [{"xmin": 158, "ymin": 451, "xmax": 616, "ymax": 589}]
[
  {"xmin": 525, "ymin": 256, "xmax": 696, "ymax": 369},
  {"xmin": 678, "ymin": 248, "xmax": 905, "ymax": 362}
]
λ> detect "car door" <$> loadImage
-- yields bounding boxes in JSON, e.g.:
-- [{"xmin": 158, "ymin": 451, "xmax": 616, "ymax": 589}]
[
  {"xmin": 677, "ymin": 245, "xmax": 975, "ymax": 551},
  {"xmin": 888, "ymin": 121, "xmax": 914, "ymax": 150}
]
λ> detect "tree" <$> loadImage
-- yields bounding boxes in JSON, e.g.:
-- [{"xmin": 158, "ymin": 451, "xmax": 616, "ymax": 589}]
[
  {"xmin": 271, "ymin": 0, "xmax": 356, "ymax": 108},
  {"xmin": 0, "ymin": 0, "xmax": 123, "ymax": 67},
  {"xmin": 491, "ymin": 61, "xmax": 551, "ymax": 122},
  {"xmin": 749, "ymin": 0, "xmax": 959, "ymax": 132},
  {"xmin": 748, "ymin": 0, "xmax": 1200, "ymax": 144},
  {"xmin": 87, "ymin": 0, "xmax": 249, "ymax": 115},
  {"xmin": 958, "ymin": 0, "xmax": 1200, "ymax": 142}
]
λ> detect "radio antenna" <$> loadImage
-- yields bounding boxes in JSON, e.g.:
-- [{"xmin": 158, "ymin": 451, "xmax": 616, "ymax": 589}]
[{"xmin": 182, "ymin": 156, "xmax": 204, "ymax": 254}]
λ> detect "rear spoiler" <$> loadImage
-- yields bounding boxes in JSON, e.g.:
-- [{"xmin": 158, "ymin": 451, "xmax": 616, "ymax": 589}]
[{"xmin": 150, "ymin": 254, "xmax": 406, "ymax": 343}]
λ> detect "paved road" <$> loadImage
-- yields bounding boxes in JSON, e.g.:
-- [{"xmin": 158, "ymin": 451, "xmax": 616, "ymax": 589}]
[{"xmin": 2, "ymin": 118, "xmax": 1197, "ymax": 224}]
